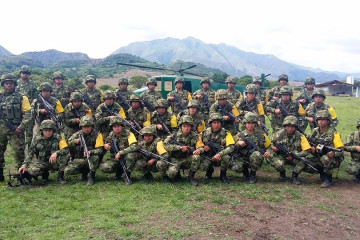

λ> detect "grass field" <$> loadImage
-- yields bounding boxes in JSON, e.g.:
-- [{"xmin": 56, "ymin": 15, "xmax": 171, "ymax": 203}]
[{"xmin": 1, "ymin": 96, "xmax": 360, "ymax": 240}]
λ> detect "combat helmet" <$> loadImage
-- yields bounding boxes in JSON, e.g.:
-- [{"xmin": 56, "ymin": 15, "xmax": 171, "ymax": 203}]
[
  {"xmin": 225, "ymin": 76, "xmax": 237, "ymax": 84},
  {"xmin": 305, "ymin": 77, "xmax": 315, "ymax": 85},
  {"xmin": 146, "ymin": 77, "xmax": 157, "ymax": 86},
  {"xmin": 216, "ymin": 89, "xmax": 228, "ymax": 100},
  {"xmin": 187, "ymin": 100, "xmax": 200, "ymax": 109},
  {"xmin": 52, "ymin": 71, "xmax": 65, "ymax": 80},
  {"xmin": 200, "ymin": 77, "xmax": 211, "ymax": 85},
  {"xmin": 315, "ymin": 110, "xmax": 331, "ymax": 122},
  {"xmin": 1, "ymin": 73, "xmax": 17, "ymax": 86},
  {"xmin": 245, "ymin": 84, "xmax": 257, "ymax": 94},
  {"xmin": 118, "ymin": 78, "xmax": 128, "ymax": 85},
  {"xmin": 110, "ymin": 116, "xmax": 125, "ymax": 127},
  {"xmin": 102, "ymin": 90, "xmax": 116, "ymax": 100},
  {"xmin": 279, "ymin": 86, "xmax": 293, "ymax": 95},
  {"xmin": 40, "ymin": 119, "xmax": 56, "ymax": 131},
  {"xmin": 70, "ymin": 92, "xmax": 83, "ymax": 102},
  {"xmin": 129, "ymin": 94, "xmax": 142, "ymax": 103},
  {"xmin": 252, "ymin": 76, "xmax": 262, "ymax": 84},
  {"xmin": 79, "ymin": 116, "xmax": 94, "ymax": 127},
  {"xmin": 19, "ymin": 65, "xmax": 31, "ymax": 75},
  {"xmin": 282, "ymin": 115, "xmax": 298, "ymax": 126},
  {"xmin": 155, "ymin": 99, "xmax": 168, "ymax": 108},
  {"xmin": 85, "ymin": 75, "xmax": 96, "ymax": 84},
  {"xmin": 141, "ymin": 126, "xmax": 156, "ymax": 136},
  {"xmin": 178, "ymin": 115, "xmax": 194, "ymax": 126},
  {"xmin": 174, "ymin": 76, "xmax": 185, "ymax": 85},
  {"xmin": 208, "ymin": 112, "xmax": 223, "ymax": 125},
  {"xmin": 39, "ymin": 82, "xmax": 53, "ymax": 92},
  {"xmin": 278, "ymin": 74, "xmax": 288, "ymax": 82},
  {"xmin": 243, "ymin": 112, "xmax": 258, "ymax": 123},
  {"xmin": 312, "ymin": 89, "xmax": 326, "ymax": 99}
]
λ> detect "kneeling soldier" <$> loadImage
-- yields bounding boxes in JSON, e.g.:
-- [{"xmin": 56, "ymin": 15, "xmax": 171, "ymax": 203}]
[
  {"xmin": 65, "ymin": 116, "xmax": 104, "ymax": 185},
  {"xmin": 100, "ymin": 117, "xmax": 138, "ymax": 184},
  {"xmin": 18, "ymin": 120, "xmax": 69, "ymax": 184},
  {"xmin": 344, "ymin": 119, "xmax": 360, "ymax": 182}
]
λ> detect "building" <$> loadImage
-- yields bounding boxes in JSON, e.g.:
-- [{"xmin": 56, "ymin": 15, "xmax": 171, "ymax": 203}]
[{"xmin": 315, "ymin": 80, "xmax": 354, "ymax": 96}]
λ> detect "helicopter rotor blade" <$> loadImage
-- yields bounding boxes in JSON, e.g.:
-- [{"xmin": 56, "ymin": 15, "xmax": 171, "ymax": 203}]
[
  {"xmin": 117, "ymin": 62, "xmax": 170, "ymax": 72},
  {"xmin": 182, "ymin": 71, "xmax": 206, "ymax": 77},
  {"xmin": 180, "ymin": 64, "xmax": 197, "ymax": 72}
]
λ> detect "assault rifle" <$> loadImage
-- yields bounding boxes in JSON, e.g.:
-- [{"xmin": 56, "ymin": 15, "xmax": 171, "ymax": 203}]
[
  {"xmin": 7, "ymin": 170, "xmax": 31, "ymax": 188},
  {"xmin": 202, "ymin": 93, "xmax": 210, "ymax": 112},
  {"xmin": 239, "ymin": 132, "xmax": 269, "ymax": 157},
  {"xmin": 172, "ymin": 94, "xmax": 185, "ymax": 110},
  {"xmin": 141, "ymin": 97, "xmax": 155, "ymax": 112},
  {"xmin": 79, "ymin": 133, "xmax": 92, "ymax": 171},
  {"xmin": 116, "ymin": 92, "xmax": 131, "ymax": 111},
  {"xmin": 218, "ymin": 105, "xmax": 243, "ymax": 124},
  {"xmin": 110, "ymin": 140, "xmax": 131, "ymax": 184},
  {"xmin": 275, "ymin": 101, "xmax": 290, "ymax": 119},
  {"xmin": 138, "ymin": 148, "xmax": 175, "ymax": 166},
  {"xmin": 103, "ymin": 106, "xmax": 141, "ymax": 136},
  {"xmin": 308, "ymin": 139, "xmax": 343, "ymax": 156},
  {"xmin": 37, "ymin": 94, "xmax": 62, "ymax": 131},
  {"xmin": 170, "ymin": 139, "xmax": 195, "ymax": 153}
]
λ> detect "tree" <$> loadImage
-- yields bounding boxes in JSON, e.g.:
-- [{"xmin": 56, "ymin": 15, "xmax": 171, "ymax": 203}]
[
  {"xmin": 212, "ymin": 73, "xmax": 229, "ymax": 83},
  {"xmin": 237, "ymin": 75, "xmax": 252, "ymax": 86},
  {"xmin": 130, "ymin": 76, "xmax": 147, "ymax": 89}
]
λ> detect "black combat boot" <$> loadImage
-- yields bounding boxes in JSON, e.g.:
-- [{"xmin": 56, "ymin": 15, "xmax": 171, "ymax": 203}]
[
  {"xmin": 220, "ymin": 169, "xmax": 230, "ymax": 184},
  {"xmin": 249, "ymin": 170, "xmax": 257, "ymax": 184},
  {"xmin": 291, "ymin": 172, "xmax": 301, "ymax": 185},
  {"xmin": 279, "ymin": 170, "xmax": 286, "ymax": 182},
  {"xmin": 163, "ymin": 175, "xmax": 171, "ymax": 184},
  {"xmin": 188, "ymin": 171, "xmax": 199, "ymax": 186},
  {"xmin": 113, "ymin": 168, "xmax": 123, "ymax": 181},
  {"xmin": 204, "ymin": 167, "xmax": 214, "ymax": 180},
  {"xmin": 42, "ymin": 171, "xmax": 49, "ymax": 184},
  {"xmin": 353, "ymin": 172, "xmax": 360, "ymax": 183},
  {"xmin": 242, "ymin": 167, "xmax": 250, "ymax": 180},
  {"xmin": 124, "ymin": 171, "xmax": 132, "ymax": 185},
  {"xmin": 321, "ymin": 173, "xmax": 334, "ymax": 188},
  {"xmin": 140, "ymin": 172, "xmax": 153, "ymax": 181},
  {"xmin": 175, "ymin": 171, "xmax": 182, "ymax": 181},
  {"xmin": 87, "ymin": 171, "xmax": 96, "ymax": 185},
  {"xmin": 80, "ymin": 169, "xmax": 89, "ymax": 181},
  {"xmin": 0, "ymin": 168, "xmax": 4, "ymax": 182},
  {"xmin": 57, "ymin": 171, "xmax": 66, "ymax": 184}
]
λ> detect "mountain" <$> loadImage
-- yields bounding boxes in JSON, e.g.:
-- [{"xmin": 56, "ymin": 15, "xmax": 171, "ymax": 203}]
[
  {"xmin": 112, "ymin": 37, "xmax": 347, "ymax": 82},
  {"xmin": 0, "ymin": 45, "xmax": 12, "ymax": 57}
]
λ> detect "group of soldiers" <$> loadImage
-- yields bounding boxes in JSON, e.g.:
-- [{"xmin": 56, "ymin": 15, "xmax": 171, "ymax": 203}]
[{"xmin": 1, "ymin": 65, "xmax": 359, "ymax": 188}]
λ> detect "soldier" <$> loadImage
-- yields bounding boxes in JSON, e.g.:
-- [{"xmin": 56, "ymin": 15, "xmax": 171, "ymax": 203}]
[
  {"xmin": 95, "ymin": 90, "xmax": 126, "ymax": 139},
  {"xmin": 307, "ymin": 110, "xmax": 344, "ymax": 187},
  {"xmin": 252, "ymin": 76, "xmax": 267, "ymax": 106},
  {"xmin": 210, "ymin": 89, "xmax": 241, "ymax": 136},
  {"xmin": 305, "ymin": 89, "xmax": 338, "ymax": 130},
  {"xmin": 162, "ymin": 115, "xmax": 204, "ymax": 185},
  {"xmin": 139, "ymin": 77, "xmax": 163, "ymax": 109},
  {"xmin": 224, "ymin": 76, "xmax": 242, "ymax": 105},
  {"xmin": 18, "ymin": 120, "xmax": 69, "ymax": 184},
  {"xmin": 201, "ymin": 113, "xmax": 235, "ymax": 184},
  {"xmin": 65, "ymin": 116, "xmax": 104, "ymax": 185},
  {"xmin": 232, "ymin": 112, "xmax": 271, "ymax": 183},
  {"xmin": 269, "ymin": 116, "xmax": 311, "ymax": 184},
  {"xmin": 127, "ymin": 94, "xmax": 151, "ymax": 131},
  {"xmin": 16, "ymin": 65, "xmax": 38, "ymax": 151},
  {"xmin": 63, "ymin": 92, "xmax": 92, "ymax": 141},
  {"xmin": 151, "ymin": 99, "xmax": 177, "ymax": 139},
  {"xmin": 192, "ymin": 77, "xmax": 215, "ymax": 121},
  {"xmin": 31, "ymin": 82, "xmax": 64, "ymax": 134},
  {"xmin": 51, "ymin": 71, "xmax": 73, "ymax": 108},
  {"xmin": 268, "ymin": 74, "xmax": 289, "ymax": 102},
  {"xmin": 296, "ymin": 77, "xmax": 315, "ymax": 109},
  {"xmin": 177, "ymin": 100, "xmax": 205, "ymax": 133},
  {"xmin": 100, "ymin": 117, "xmax": 138, "ymax": 184},
  {"xmin": 116, "ymin": 77, "xmax": 132, "ymax": 111},
  {"xmin": 135, "ymin": 126, "xmax": 169, "ymax": 181},
  {"xmin": 266, "ymin": 86, "xmax": 305, "ymax": 133},
  {"xmin": 83, "ymin": 75, "xmax": 103, "ymax": 112},
  {"xmin": 344, "ymin": 119, "xmax": 360, "ymax": 182},
  {"xmin": 0, "ymin": 73, "xmax": 31, "ymax": 180},
  {"xmin": 167, "ymin": 76, "xmax": 192, "ymax": 115}
]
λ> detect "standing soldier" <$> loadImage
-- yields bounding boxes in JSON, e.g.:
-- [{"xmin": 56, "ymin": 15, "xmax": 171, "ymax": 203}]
[
  {"xmin": 344, "ymin": 119, "xmax": 360, "ymax": 182},
  {"xmin": 268, "ymin": 74, "xmax": 289, "ymax": 102},
  {"xmin": 210, "ymin": 89, "xmax": 241, "ymax": 135},
  {"xmin": 151, "ymin": 99, "xmax": 177, "ymax": 139},
  {"xmin": 296, "ymin": 77, "xmax": 316, "ymax": 130},
  {"xmin": 16, "ymin": 65, "xmax": 38, "ymax": 150},
  {"xmin": 252, "ymin": 76, "xmax": 268, "ymax": 106},
  {"xmin": 95, "ymin": 90, "xmax": 126, "ymax": 139},
  {"xmin": 0, "ymin": 73, "xmax": 31, "ymax": 180},
  {"xmin": 127, "ymin": 94, "xmax": 151, "ymax": 132},
  {"xmin": 18, "ymin": 120, "xmax": 69, "ymax": 184},
  {"xmin": 224, "ymin": 76, "xmax": 242, "ymax": 105},
  {"xmin": 232, "ymin": 112, "xmax": 271, "ymax": 183},
  {"xmin": 116, "ymin": 77, "xmax": 132, "ymax": 111},
  {"xmin": 177, "ymin": 100, "xmax": 205, "ymax": 133},
  {"xmin": 305, "ymin": 89, "xmax": 338, "ymax": 130},
  {"xmin": 140, "ymin": 77, "xmax": 163, "ymax": 110},
  {"xmin": 162, "ymin": 115, "xmax": 204, "ymax": 185},
  {"xmin": 52, "ymin": 71, "xmax": 72, "ymax": 108},
  {"xmin": 192, "ymin": 77, "xmax": 215, "ymax": 122},
  {"xmin": 63, "ymin": 92, "xmax": 92, "ymax": 141},
  {"xmin": 269, "ymin": 116, "xmax": 311, "ymax": 184},
  {"xmin": 307, "ymin": 110, "xmax": 344, "ymax": 187},
  {"xmin": 135, "ymin": 126, "xmax": 169, "ymax": 181},
  {"xmin": 167, "ymin": 76, "xmax": 192, "ymax": 115},
  {"xmin": 100, "ymin": 117, "xmax": 138, "ymax": 184},
  {"xmin": 201, "ymin": 113, "xmax": 235, "ymax": 184},
  {"xmin": 65, "ymin": 116, "xmax": 104, "ymax": 185},
  {"xmin": 266, "ymin": 86, "xmax": 305, "ymax": 133},
  {"xmin": 83, "ymin": 75, "xmax": 103, "ymax": 113}
]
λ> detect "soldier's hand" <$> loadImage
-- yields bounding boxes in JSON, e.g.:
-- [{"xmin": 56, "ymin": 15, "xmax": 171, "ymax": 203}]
[
  {"xmin": 76, "ymin": 139, "xmax": 81, "ymax": 145},
  {"xmin": 193, "ymin": 149, "xmax": 201, "ymax": 155},
  {"xmin": 275, "ymin": 109, "xmax": 281, "ymax": 115},
  {"xmin": 104, "ymin": 143, "xmax": 111, "ymax": 151},
  {"xmin": 40, "ymin": 109, "xmax": 47, "ymax": 114},
  {"xmin": 307, "ymin": 117, "xmax": 315, "ymax": 123},
  {"xmin": 356, "ymin": 146, "xmax": 360, "ymax": 152},
  {"xmin": 310, "ymin": 146, "xmax": 316, "ymax": 154},
  {"xmin": 234, "ymin": 118, "xmax": 240, "ymax": 123},
  {"xmin": 196, "ymin": 94, "xmax": 203, "ymax": 99},
  {"xmin": 18, "ymin": 167, "xmax": 26, "ymax": 174},
  {"xmin": 299, "ymin": 99, "xmax": 306, "ymax": 104},
  {"xmin": 263, "ymin": 152, "xmax": 270, "ymax": 158},
  {"xmin": 156, "ymin": 124, "xmax": 163, "ymax": 130},
  {"xmin": 75, "ymin": 118, "xmax": 80, "ymax": 123},
  {"xmin": 237, "ymin": 140, "xmax": 246, "ymax": 147},
  {"xmin": 49, "ymin": 152, "xmax": 57, "ymax": 163},
  {"xmin": 327, "ymin": 151, "xmax": 335, "ymax": 158},
  {"xmin": 147, "ymin": 159, "xmax": 155, "ymax": 166},
  {"xmin": 273, "ymin": 96, "xmax": 279, "ymax": 101},
  {"xmin": 204, "ymin": 146, "xmax": 210, "ymax": 152},
  {"xmin": 271, "ymin": 146, "xmax": 279, "ymax": 152},
  {"xmin": 212, "ymin": 154, "xmax": 221, "ymax": 161},
  {"xmin": 223, "ymin": 116, "xmax": 230, "ymax": 121},
  {"xmin": 180, "ymin": 146, "xmax": 189, "ymax": 153},
  {"xmin": 168, "ymin": 96, "xmax": 174, "ymax": 101},
  {"xmin": 286, "ymin": 156, "xmax": 293, "ymax": 161},
  {"xmin": 109, "ymin": 116, "xmax": 116, "ymax": 120},
  {"xmin": 15, "ymin": 127, "xmax": 22, "ymax": 135},
  {"xmin": 115, "ymin": 153, "xmax": 120, "ymax": 161}
]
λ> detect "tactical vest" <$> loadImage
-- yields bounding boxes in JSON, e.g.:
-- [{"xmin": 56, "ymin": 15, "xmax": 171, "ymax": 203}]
[
  {"xmin": 32, "ymin": 133, "xmax": 61, "ymax": 162},
  {"xmin": 0, "ymin": 92, "xmax": 23, "ymax": 124},
  {"xmin": 72, "ymin": 130, "xmax": 97, "ymax": 158}
]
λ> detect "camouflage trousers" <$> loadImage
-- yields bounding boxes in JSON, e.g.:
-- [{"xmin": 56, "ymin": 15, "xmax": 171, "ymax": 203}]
[
  {"xmin": 26, "ymin": 156, "xmax": 69, "ymax": 176},
  {"xmin": 230, "ymin": 151, "xmax": 263, "ymax": 173},
  {"xmin": 0, "ymin": 130, "xmax": 25, "ymax": 169},
  {"xmin": 99, "ymin": 153, "xmax": 137, "ymax": 173},
  {"xmin": 64, "ymin": 155, "xmax": 100, "ymax": 175},
  {"xmin": 157, "ymin": 155, "xmax": 201, "ymax": 179},
  {"xmin": 318, "ymin": 155, "xmax": 343, "ymax": 175},
  {"xmin": 269, "ymin": 153, "xmax": 307, "ymax": 174},
  {"xmin": 25, "ymin": 120, "xmax": 35, "ymax": 153},
  {"xmin": 200, "ymin": 154, "xmax": 231, "ymax": 171},
  {"xmin": 63, "ymin": 126, "xmax": 78, "ymax": 142},
  {"xmin": 345, "ymin": 160, "xmax": 360, "ymax": 176},
  {"xmin": 135, "ymin": 157, "xmax": 159, "ymax": 174}
]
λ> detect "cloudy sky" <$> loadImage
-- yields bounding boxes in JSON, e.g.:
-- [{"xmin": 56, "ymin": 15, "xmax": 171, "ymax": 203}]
[{"xmin": 1, "ymin": 0, "xmax": 359, "ymax": 73}]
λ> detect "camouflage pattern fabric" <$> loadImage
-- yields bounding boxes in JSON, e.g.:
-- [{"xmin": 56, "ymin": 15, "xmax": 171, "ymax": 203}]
[
  {"xmin": 52, "ymin": 84, "xmax": 73, "ymax": 108},
  {"xmin": 140, "ymin": 90, "xmax": 163, "ymax": 110},
  {"xmin": 83, "ymin": 88, "xmax": 103, "ymax": 112},
  {"xmin": 63, "ymin": 102, "xmax": 92, "ymax": 140},
  {"xmin": 167, "ymin": 89, "xmax": 192, "ymax": 115},
  {"xmin": 225, "ymin": 89, "xmax": 242, "ymax": 105},
  {"xmin": 344, "ymin": 130, "xmax": 360, "ymax": 175},
  {"xmin": 305, "ymin": 102, "xmax": 338, "ymax": 130}
]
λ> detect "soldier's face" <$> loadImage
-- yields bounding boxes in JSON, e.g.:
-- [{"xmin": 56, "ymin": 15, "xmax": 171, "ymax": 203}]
[
  {"xmin": 147, "ymin": 84, "xmax": 156, "ymax": 90},
  {"xmin": 144, "ymin": 134, "xmax": 154, "ymax": 143},
  {"xmin": 227, "ymin": 83, "xmax": 235, "ymax": 89},
  {"xmin": 54, "ymin": 78, "xmax": 63, "ymax": 85},
  {"xmin": 281, "ymin": 94, "xmax": 291, "ymax": 102},
  {"xmin": 112, "ymin": 124, "xmax": 123, "ymax": 134},
  {"xmin": 255, "ymin": 83, "xmax": 261, "ymax": 89},
  {"xmin": 157, "ymin": 107, "xmax": 166, "ymax": 114},
  {"xmin": 41, "ymin": 90, "xmax": 51, "ymax": 99},
  {"xmin": 20, "ymin": 72, "xmax": 29, "ymax": 81},
  {"xmin": 317, "ymin": 119, "xmax": 329, "ymax": 128},
  {"xmin": 3, "ymin": 81, "xmax": 15, "ymax": 92},
  {"xmin": 87, "ymin": 81, "xmax": 95, "ymax": 89},
  {"xmin": 313, "ymin": 96, "xmax": 324, "ymax": 104},
  {"xmin": 131, "ymin": 101, "xmax": 140, "ymax": 109},
  {"xmin": 72, "ymin": 100, "xmax": 82, "ymax": 108},
  {"xmin": 211, "ymin": 120, "xmax": 221, "ymax": 132},
  {"xmin": 306, "ymin": 83, "xmax": 314, "ymax": 90},
  {"xmin": 246, "ymin": 93, "xmax": 255, "ymax": 101},
  {"xmin": 82, "ymin": 125, "xmax": 93, "ymax": 134},
  {"xmin": 42, "ymin": 129, "xmax": 54, "ymax": 138},
  {"xmin": 279, "ymin": 80, "xmax": 287, "ymax": 86},
  {"xmin": 245, "ymin": 122, "xmax": 255, "ymax": 131},
  {"xmin": 119, "ymin": 83, "xmax": 127, "ymax": 90},
  {"xmin": 202, "ymin": 83, "xmax": 209, "ymax": 90},
  {"xmin": 218, "ymin": 99, "xmax": 226, "ymax": 106},
  {"xmin": 175, "ymin": 82, "xmax": 184, "ymax": 90},
  {"xmin": 285, "ymin": 125, "xmax": 296, "ymax": 134},
  {"xmin": 188, "ymin": 107, "xmax": 197, "ymax": 115},
  {"xmin": 181, "ymin": 123, "xmax": 192, "ymax": 135},
  {"xmin": 105, "ymin": 98, "xmax": 115, "ymax": 106}
]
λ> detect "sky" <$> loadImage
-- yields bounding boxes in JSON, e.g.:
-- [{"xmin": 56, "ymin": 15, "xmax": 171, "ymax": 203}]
[{"xmin": 1, "ymin": 0, "xmax": 359, "ymax": 73}]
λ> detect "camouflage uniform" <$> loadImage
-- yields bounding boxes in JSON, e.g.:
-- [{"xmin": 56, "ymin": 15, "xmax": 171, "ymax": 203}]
[
  {"xmin": 51, "ymin": 71, "xmax": 73, "ymax": 108},
  {"xmin": 252, "ymin": 77, "xmax": 267, "ymax": 106},
  {"xmin": 151, "ymin": 99, "xmax": 178, "ymax": 139},
  {"xmin": 0, "ymin": 74, "xmax": 31, "ymax": 176},
  {"xmin": 268, "ymin": 74, "xmax": 289, "ymax": 102},
  {"xmin": 295, "ymin": 77, "xmax": 315, "ymax": 109},
  {"xmin": 83, "ymin": 75, "xmax": 103, "ymax": 112},
  {"xmin": 224, "ymin": 76, "xmax": 243, "ymax": 105},
  {"xmin": 305, "ymin": 89, "xmax": 338, "ymax": 130},
  {"xmin": 344, "ymin": 119, "xmax": 360, "ymax": 181},
  {"xmin": 210, "ymin": 89, "xmax": 241, "ymax": 135},
  {"xmin": 201, "ymin": 113, "xmax": 235, "ymax": 184},
  {"xmin": 177, "ymin": 100, "xmax": 205, "ymax": 133},
  {"xmin": 266, "ymin": 86, "xmax": 305, "ymax": 133},
  {"xmin": 192, "ymin": 78, "xmax": 215, "ymax": 121},
  {"xmin": 21, "ymin": 120, "xmax": 69, "ymax": 183},
  {"xmin": 139, "ymin": 77, "xmax": 163, "ymax": 110},
  {"xmin": 162, "ymin": 116, "xmax": 204, "ymax": 185},
  {"xmin": 64, "ymin": 116, "xmax": 104, "ymax": 185},
  {"xmin": 167, "ymin": 77, "xmax": 192, "ymax": 115},
  {"xmin": 127, "ymin": 94, "xmax": 151, "ymax": 129},
  {"xmin": 116, "ymin": 78, "xmax": 132, "ymax": 111}
]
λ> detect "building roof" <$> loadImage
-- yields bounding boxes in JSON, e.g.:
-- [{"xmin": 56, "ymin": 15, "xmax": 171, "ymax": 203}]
[{"xmin": 315, "ymin": 80, "xmax": 353, "ymax": 87}]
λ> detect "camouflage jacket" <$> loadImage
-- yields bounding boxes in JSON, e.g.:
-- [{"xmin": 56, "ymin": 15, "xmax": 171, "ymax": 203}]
[
  {"xmin": 16, "ymin": 79, "xmax": 38, "ymax": 103},
  {"xmin": 271, "ymin": 129, "xmax": 310, "ymax": 157},
  {"xmin": 305, "ymin": 102, "xmax": 338, "ymax": 128},
  {"xmin": 225, "ymin": 89, "xmax": 242, "ymax": 105},
  {"xmin": 268, "ymin": 85, "xmax": 282, "ymax": 102},
  {"xmin": 296, "ymin": 88, "xmax": 314, "ymax": 109},
  {"xmin": 167, "ymin": 89, "xmax": 192, "ymax": 115},
  {"xmin": 138, "ymin": 137, "xmax": 169, "ymax": 162},
  {"xmin": 83, "ymin": 88, "xmax": 103, "ymax": 112},
  {"xmin": 192, "ymin": 88, "xmax": 216, "ymax": 114},
  {"xmin": 234, "ymin": 129, "xmax": 268, "ymax": 156},
  {"xmin": 140, "ymin": 90, "xmax": 163, "ymax": 109},
  {"xmin": 68, "ymin": 129, "xmax": 104, "ymax": 158},
  {"xmin": 164, "ymin": 129, "xmax": 204, "ymax": 158},
  {"xmin": 266, "ymin": 99, "xmax": 305, "ymax": 125},
  {"xmin": 210, "ymin": 101, "xmax": 240, "ymax": 126},
  {"xmin": 255, "ymin": 89, "xmax": 267, "ymax": 105},
  {"xmin": 31, "ymin": 96, "xmax": 64, "ymax": 125},
  {"xmin": 344, "ymin": 131, "xmax": 360, "ymax": 161},
  {"xmin": 23, "ymin": 133, "xmax": 69, "ymax": 168},
  {"xmin": 63, "ymin": 102, "xmax": 92, "ymax": 130},
  {"xmin": 105, "ymin": 129, "xmax": 139, "ymax": 156},
  {"xmin": 95, "ymin": 102, "xmax": 126, "ymax": 134},
  {"xmin": 307, "ymin": 126, "xmax": 344, "ymax": 158},
  {"xmin": 236, "ymin": 97, "xmax": 265, "ymax": 117},
  {"xmin": 52, "ymin": 84, "xmax": 73, "ymax": 108},
  {"xmin": 201, "ymin": 127, "xmax": 235, "ymax": 157},
  {"xmin": 151, "ymin": 111, "xmax": 177, "ymax": 138},
  {"xmin": 127, "ymin": 107, "xmax": 151, "ymax": 128},
  {"xmin": 177, "ymin": 110, "xmax": 205, "ymax": 133},
  {"xmin": 116, "ymin": 89, "xmax": 132, "ymax": 110}
]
